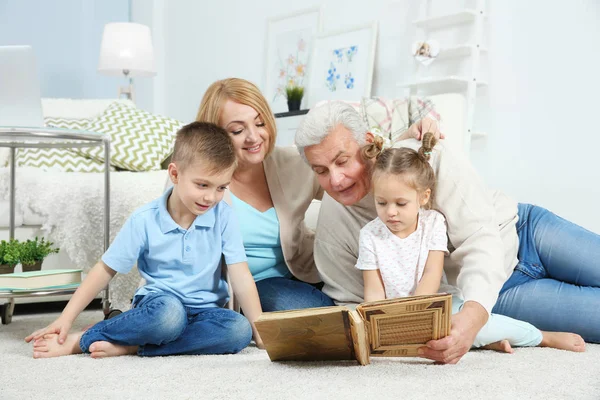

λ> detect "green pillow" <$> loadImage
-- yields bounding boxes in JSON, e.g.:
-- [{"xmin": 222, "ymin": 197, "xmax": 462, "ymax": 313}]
[
  {"xmin": 79, "ymin": 102, "xmax": 182, "ymax": 171},
  {"xmin": 16, "ymin": 118, "xmax": 111, "ymax": 173}
]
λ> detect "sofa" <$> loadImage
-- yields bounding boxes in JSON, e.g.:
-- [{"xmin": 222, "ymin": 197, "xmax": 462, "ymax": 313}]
[{"xmin": 0, "ymin": 98, "xmax": 171, "ymax": 308}]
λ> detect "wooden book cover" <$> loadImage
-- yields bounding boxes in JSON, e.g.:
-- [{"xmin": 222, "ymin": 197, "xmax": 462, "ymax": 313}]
[
  {"xmin": 255, "ymin": 293, "xmax": 452, "ymax": 365},
  {"xmin": 254, "ymin": 306, "xmax": 357, "ymax": 362},
  {"xmin": 357, "ymin": 294, "xmax": 452, "ymax": 357}
]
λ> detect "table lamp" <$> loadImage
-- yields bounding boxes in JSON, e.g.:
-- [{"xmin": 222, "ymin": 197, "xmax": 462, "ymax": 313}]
[{"xmin": 98, "ymin": 22, "xmax": 156, "ymax": 102}]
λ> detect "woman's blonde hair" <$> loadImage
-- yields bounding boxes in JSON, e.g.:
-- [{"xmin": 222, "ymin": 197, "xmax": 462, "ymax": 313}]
[
  {"xmin": 362, "ymin": 132, "xmax": 438, "ymax": 209},
  {"xmin": 196, "ymin": 78, "xmax": 277, "ymax": 157}
]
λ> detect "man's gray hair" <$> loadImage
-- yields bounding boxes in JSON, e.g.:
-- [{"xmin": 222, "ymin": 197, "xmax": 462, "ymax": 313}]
[{"xmin": 295, "ymin": 101, "xmax": 368, "ymax": 162}]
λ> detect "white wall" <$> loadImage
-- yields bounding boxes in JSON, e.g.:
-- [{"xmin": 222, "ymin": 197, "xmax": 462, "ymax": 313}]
[
  {"xmin": 475, "ymin": 1, "xmax": 600, "ymax": 234},
  {"xmin": 136, "ymin": 0, "xmax": 600, "ymax": 233},
  {"xmin": 0, "ymin": 0, "xmax": 129, "ymax": 98}
]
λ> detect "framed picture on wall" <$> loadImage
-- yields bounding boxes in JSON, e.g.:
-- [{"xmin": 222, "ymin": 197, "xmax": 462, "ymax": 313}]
[
  {"xmin": 264, "ymin": 7, "xmax": 322, "ymax": 113},
  {"xmin": 305, "ymin": 22, "xmax": 378, "ymax": 108}
]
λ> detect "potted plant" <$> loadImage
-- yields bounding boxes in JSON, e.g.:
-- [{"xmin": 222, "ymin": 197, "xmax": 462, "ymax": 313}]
[
  {"xmin": 285, "ymin": 85, "xmax": 304, "ymax": 112},
  {"xmin": 19, "ymin": 237, "xmax": 60, "ymax": 272},
  {"xmin": 0, "ymin": 239, "xmax": 20, "ymax": 274}
]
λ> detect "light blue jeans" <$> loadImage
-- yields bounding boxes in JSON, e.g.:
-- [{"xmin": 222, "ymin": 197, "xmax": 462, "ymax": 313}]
[
  {"xmin": 80, "ymin": 291, "xmax": 252, "ymax": 356},
  {"xmin": 492, "ymin": 204, "xmax": 600, "ymax": 343},
  {"xmin": 453, "ymin": 298, "xmax": 542, "ymax": 348},
  {"xmin": 255, "ymin": 277, "xmax": 335, "ymax": 312}
]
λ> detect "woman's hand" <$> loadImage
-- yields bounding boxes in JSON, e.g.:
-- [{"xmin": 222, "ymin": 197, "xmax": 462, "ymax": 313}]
[
  {"xmin": 25, "ymin": 316, "xmax": 73, "ymax": 345},
  {"xmin": 401, "ymin": 117, "xmax": 445, "ymax": 141}
]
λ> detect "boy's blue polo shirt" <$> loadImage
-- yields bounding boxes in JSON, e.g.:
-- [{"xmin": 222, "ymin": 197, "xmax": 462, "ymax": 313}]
[{"xmin": 102, "ymin": 187, "xmax": 247, "ymax": 308}]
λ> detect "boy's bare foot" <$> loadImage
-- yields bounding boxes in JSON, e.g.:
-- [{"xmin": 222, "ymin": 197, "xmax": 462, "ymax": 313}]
[
  {"xmin": 88, "ymin": 341, "xmax": 137, "ymax": 358},
  {"xmin": 32, "ymin": 332, "xmax": 83, "ymax": 358},
  {"xmin": 540, "ymin": 331, "xmax": 586, "ymax": 352},
  {"xmin": 481, "ymin": 339, "xmax": 514, "ymax": 354}
]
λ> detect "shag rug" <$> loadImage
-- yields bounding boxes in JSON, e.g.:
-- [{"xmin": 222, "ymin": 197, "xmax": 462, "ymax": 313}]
[{"xmin": 1, "ymin": 310, "xmax": 598, "ymax": 400}]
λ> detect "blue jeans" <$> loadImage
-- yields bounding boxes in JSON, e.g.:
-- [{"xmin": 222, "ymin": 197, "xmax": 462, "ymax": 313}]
[
  {"xmin": 80, "ymin": 291, "xmax": 252, "ymax": 356},
  {"xmin": 255, "ymin": 277, "xmax": 335, "ymax": 312},
  {"xmin": 492, "ymin": 204, "xmax": 600, "ymax": 343}
]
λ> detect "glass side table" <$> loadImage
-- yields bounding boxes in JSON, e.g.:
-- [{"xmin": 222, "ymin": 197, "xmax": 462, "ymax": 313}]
[{"xmin": 0, "ymin": 126, "xmax": 110, "ymax": 324}]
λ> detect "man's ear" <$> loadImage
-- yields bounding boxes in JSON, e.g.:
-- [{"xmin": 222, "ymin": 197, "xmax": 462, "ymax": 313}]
[
  {"xmin": 365, "ymin": 132, "xmax": 375, "ymax": 143},
  {"xmin": 419, "ymin": 189, "xmax": 432, "ymax": 207},
  {"xmin": 168, "ymin": 163, "xmax": 179, "ymax": 184}
]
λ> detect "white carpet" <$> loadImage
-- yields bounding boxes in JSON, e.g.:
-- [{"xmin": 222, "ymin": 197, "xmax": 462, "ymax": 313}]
[{"xmin": 1, "ymin": 310, "xmax": 598, "ymax": 400}]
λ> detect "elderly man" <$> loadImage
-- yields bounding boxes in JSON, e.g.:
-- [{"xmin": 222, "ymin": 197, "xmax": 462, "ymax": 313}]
[{"xmin": 295, "ymin": 101, "xmax": 600, "ymax": 364}]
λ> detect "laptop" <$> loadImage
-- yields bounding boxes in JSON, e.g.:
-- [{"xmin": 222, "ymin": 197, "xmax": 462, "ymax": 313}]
[{"xmin": 0, "ymin": 45, "xmax": 44, "ymax": 128}]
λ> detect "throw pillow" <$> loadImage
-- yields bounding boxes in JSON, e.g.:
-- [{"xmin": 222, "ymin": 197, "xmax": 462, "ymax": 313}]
[
  {"xmin": 390, "ymin": 97, "xmax": 440, "ymax": 143},
  {"xmin": 79, "ymin": 102, "xmax": 183, "ymax": 171},
  {"xmin": 360, "ymin": 97, "xmax": 393, "ymax": 138},
  {"xmin": 16, "ymin": 117, "xmax": 111, "ymax": 173}
]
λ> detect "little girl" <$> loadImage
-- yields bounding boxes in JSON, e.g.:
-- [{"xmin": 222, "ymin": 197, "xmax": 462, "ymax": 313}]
[{"xmin": 355, "ymin": 132, "xmax": 585, "ymax": 353}]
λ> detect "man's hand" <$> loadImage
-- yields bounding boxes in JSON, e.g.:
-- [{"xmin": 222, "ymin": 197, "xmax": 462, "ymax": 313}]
[
  {"xmin": 25, "ymin": 316, "xmax": 73, "ymax": 345},
  {"xmin": 417, "ymin": 301, "xmax": 488, "ymax": 364},
  {"xmin": 401, "ymin": 117, "xmax": 445, "ymax": 141}
]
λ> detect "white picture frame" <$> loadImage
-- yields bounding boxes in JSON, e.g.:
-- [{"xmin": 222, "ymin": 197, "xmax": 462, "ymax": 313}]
[
  {"xmin": 264, "ymin": 7, "xmax": 322, "ymax": 114},
  {"xmin": 305, "ymin": 22, "xmax": 378, "ymax": 108}
]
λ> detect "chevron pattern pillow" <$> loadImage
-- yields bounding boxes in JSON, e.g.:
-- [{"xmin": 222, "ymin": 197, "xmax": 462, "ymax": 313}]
[
  {"xmin": 16, "ymin": 118, "xmax": 111, "ymax": 173},
  {"xmin": 79, "ymin": 102, "xmax": 182, "ymax": 171}
]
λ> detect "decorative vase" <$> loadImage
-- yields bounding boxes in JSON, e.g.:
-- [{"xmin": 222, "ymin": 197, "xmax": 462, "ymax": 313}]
[
  {"xmin": 0, "ymin": 264, "xmax": 15, "ymax": 274},
  {"xmin": 287, "ymin": 98, "xmax": 302, "ymax": 112},
  {"xmin": 21, "ymin": 260, "xmax": 43, "ymax": 273}
]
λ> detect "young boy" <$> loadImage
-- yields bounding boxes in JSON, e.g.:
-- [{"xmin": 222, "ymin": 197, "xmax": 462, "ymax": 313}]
[{"xmin": 25, "ymin": 121, "xmax": 264, "ymax": 358}]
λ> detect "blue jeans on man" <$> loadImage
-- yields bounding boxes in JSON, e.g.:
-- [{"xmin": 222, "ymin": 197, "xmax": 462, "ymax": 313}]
[{"xmin": 493, "ymin": 204, "xmax": 600, "ymax": 343}]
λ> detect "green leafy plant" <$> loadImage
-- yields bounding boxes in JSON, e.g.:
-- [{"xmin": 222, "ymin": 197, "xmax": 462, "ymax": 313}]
[
  {"xmin": 0, "ymin": 239, "xmax": 20, "ymax": 266},
  {"xmin": 19, "ymin": 237, "xmax": 60, "ymax": 266},
  {"xmin": 285, "ymin": 85, "xmax": 304, "ymax": 102}
]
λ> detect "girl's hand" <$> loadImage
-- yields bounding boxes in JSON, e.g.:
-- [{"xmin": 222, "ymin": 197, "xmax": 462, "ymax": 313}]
[
  {"xmin": 255, "ymin": 337, "xmax": 265, "ymax": 350},
  {"xmin": 25, "ymin": 317, "xmax": 73, "ymax": 344}
]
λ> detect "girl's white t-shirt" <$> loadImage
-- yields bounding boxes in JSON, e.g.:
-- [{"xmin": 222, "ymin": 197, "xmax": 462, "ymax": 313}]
[{"xmin": 356, "ymin": 209, "xmax": 455, "ymax": 299}]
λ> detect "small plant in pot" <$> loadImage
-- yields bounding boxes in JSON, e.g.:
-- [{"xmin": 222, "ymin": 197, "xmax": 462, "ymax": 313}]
[
  {"xmin": 285, "ymin": 85, "xmax": 304, "ymax": 112},
  {"xmin": 19, "ymin": 237, "xmax": 60, "ymax": 273},
  {"xmin": 0, "ymin": 239, "xmax": 20, "ymax": 274}
]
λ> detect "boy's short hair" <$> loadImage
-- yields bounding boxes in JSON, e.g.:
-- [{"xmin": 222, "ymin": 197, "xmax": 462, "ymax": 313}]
[{"xmin": 171, "ymin": 121, "xmax": 236, "ymax": 173}]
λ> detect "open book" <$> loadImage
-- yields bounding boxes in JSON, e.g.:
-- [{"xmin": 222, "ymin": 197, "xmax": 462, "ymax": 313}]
[{"xmin": 255, "ymin": 293, "xmax": 452, "ymax": 365}]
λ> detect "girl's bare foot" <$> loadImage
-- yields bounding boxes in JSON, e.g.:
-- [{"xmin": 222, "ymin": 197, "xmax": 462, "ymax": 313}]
[
  {"xmin": 540, "ymin": 331, "xmax": 586, "ymax": 352},
  {"xmin": 481, "ymin": 339, "xmax": 514, "ymax": 354},
  {"xmin": 89, "ymin": 341, "xmax": 137, "ymax": 358},
  {"xmin": 32, "ymin": 332, "xmax": 83, "ymax": 358}
]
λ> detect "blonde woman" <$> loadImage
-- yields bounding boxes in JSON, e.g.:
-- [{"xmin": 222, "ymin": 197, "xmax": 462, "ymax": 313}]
[{"xmin": 196, "ymin": 78, "xmax": 333, "ymax": 311}]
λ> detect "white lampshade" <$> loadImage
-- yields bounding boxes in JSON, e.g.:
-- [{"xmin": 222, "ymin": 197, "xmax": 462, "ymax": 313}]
[{"xmin": 98, "ymin": 22, "xmax": 156, "ymax": 77}]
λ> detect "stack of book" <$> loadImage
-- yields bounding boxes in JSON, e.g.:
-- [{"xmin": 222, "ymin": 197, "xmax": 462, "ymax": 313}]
[{"xmin": 0, "ymin": 269, "xmax": 82, "ymax": 292}]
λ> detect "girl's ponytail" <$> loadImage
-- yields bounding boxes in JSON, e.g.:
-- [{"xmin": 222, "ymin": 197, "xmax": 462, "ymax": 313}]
[
  {"xmin": 418, "ymin": 132, "xmax": 437, "ymax": 161},
  {"xmin": 361, "ymin": 134, "xmax": 385, "ymax": 161}
]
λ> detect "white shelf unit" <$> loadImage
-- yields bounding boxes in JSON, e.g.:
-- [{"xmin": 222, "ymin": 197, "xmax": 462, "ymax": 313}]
[
  {"xmin": 402, "ymin": 1, "xmax": 487, "ymax": 153},
  {"xmin": 414, "ymin": 9, "xmax": 478, "ymax": 29},
  {"xmin": 437, "ymin": 44, "xmax": 487, "ymax": 60},
  {"xmin": 398, "ymin": 76, "xmax": 488, "ymax": 92}
]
